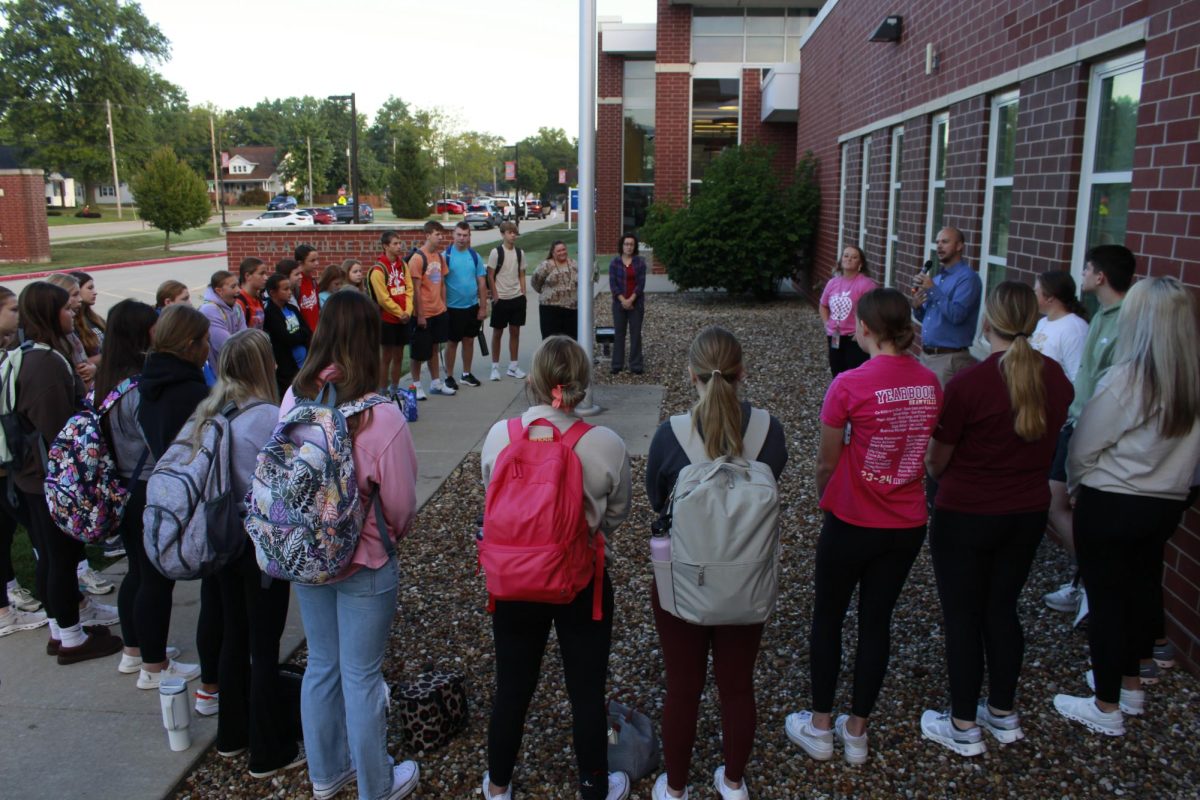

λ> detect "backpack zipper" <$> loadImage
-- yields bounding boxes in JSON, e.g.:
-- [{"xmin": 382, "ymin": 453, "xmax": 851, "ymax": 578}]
[{"xmin": 698, "ymin": 565, "xmax": 705, "ymax": 586}]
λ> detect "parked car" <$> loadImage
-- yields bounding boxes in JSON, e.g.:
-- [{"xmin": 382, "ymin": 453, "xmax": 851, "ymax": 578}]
[
  {"xmin": 302, "ymin": 207, "xmax": 336, "ymax": 224},
  {"xmin": 332, "ymin": 203, "xmax": 375, "ymax": 223},
  {"xmin": 266, "ymin": 194, "xmax": 298, "ymax": 211},
  {"xmin": 464, "ymin": 202, "xmax": 501, "ymax": 229},
  {"xmin": 434, "ymin": 199, "xmax": 466, "ymax": 214},
  {"xmin": 240, "ymin": 210, "xmax": 314, "ymax": 227},
  {"xmin": 491, "ymin": 198, "xmax": 515, "ymax": 221},
  {"xmin": 524, "ymin": 199, "xmax": 546, "ymax": 219}
]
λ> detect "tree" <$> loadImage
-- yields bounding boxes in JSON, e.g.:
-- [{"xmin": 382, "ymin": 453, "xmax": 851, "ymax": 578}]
[
  {"xmin": 388, "ymin": 129, "xmax": 431, "ymax": 219},
  {"xmin": 514, "ymin": 154, "xmax": 547, "ymax": 200},
  {"xmin": 129, "ymin": 147, "xmax": 210, "ymax": 250},
  {"xmin": 0, "ymin": 0, "xmax": 179, "ymax": 199},
  {"xmin": 518, "ymin": 127, "xmax": 576, "ymax": 200}
]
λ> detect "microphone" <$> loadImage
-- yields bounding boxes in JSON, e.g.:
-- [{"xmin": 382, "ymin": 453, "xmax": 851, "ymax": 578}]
[{"xmin": 912, "ymin": 260, "xmax": 934, "ymax": 294}]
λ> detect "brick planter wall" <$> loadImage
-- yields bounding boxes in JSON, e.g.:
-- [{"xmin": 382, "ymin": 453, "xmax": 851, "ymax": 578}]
[{"xmin": 0, "ymin": 170, "xmax": 51, "ymax": 264}]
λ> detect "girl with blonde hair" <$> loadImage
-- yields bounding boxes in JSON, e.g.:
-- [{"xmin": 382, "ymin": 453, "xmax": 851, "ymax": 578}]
[
  {"xmin": 45, "ymin": 273, "xmax": 96, "ymax": 388},
  {"xmin": 919, "ymin": 281, "xmax": 1073, "ymax": 755}
]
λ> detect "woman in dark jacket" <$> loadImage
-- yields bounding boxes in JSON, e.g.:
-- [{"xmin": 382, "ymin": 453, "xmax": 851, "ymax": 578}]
[
  {"xmin": 262, "ymin": 273, "xmax": 312, "ymax": 395},
  {"xmin": 137, "ymin": 304, "xmax": 223, "ymax": 715},
  {"xmin": 608, "ymin": 234, "xmax": 647, "ymax": 374}
]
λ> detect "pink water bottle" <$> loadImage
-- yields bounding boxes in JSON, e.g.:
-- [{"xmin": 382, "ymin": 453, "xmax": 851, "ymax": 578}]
[{"xmin": 650, "ymin": 536, "xmax": 671, "ymax": 562}]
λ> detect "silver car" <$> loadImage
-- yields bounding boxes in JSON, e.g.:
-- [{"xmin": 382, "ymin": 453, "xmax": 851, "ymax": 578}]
[{"xmin": 464, "ymin": 203, "xmax": 501, "ymax": 230}]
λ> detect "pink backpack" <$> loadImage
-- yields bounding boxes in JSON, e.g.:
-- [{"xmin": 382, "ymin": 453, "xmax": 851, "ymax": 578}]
[{"xmin": 479, "ymin": 417, "xmax": 605, "ymax": 620}]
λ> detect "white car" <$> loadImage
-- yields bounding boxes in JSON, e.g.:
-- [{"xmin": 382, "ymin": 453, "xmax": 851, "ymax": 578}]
[{"xmin": 240, "ymin": 210, "xmax": 315, "ymax": 227}]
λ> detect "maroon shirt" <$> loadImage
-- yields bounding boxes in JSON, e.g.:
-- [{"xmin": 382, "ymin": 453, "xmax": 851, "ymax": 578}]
[
  {"xmin": 296, "ymin": 274, "xmax": 320, "ymax": 331},
  {"xmin": 933, "ymin": 351, "xmax": 1073, "ymax": 514}
]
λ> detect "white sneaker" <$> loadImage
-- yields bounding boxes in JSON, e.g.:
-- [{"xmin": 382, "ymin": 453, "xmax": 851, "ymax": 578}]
[
  {"xmin": 195, "ymin": 689, "xmax": 219, "ymax": 716},
  {"xmin": 250, "ymin": 743, "xmax": 307, "ymax": 779},
  {"xmin": 385, "ymin": 760, "xmax": 419, "ymax": 800},
  {"xmin": 834, "ymin": 714, "xmax": 869, "ymax": 765},
  {"xmin": 506, "ymin": 364, "xmax": 526, "ymax": 379},
  {"xmin": 606, "ymin": 771, "xmax": 632, "ymax": 800},
  {"xmin": 0, "ymin": 605, "xmax": 48, "ymax": 636},
  {"xmin": 1053, "ymin": 693, "xmax": 1124, "ymax": 735},
  {"xmin": 481, "ymin": 771, "xmax": 512, "ymax": 800},
  {"xmin": 136, "ymin": 659, "xmax": 201, "ymax": 689},
  {"xmin": 118, "ymin": 646, "xmax": 181, "ymax": 673},
  {"xmin": 409, "ymin": 383, "xmax": 427, "ymax": 401},
  {"xmin": 975, "ymin": 701, "xmax": 1025, "ymax": 743},
  {"xmin": 313, "ymin": 765, "xmax": 357, "ymax": 800},
  {"xmin": 652, "ymin": 773, "xmax": 688, "ymax": 800},
  {"xmin": 920, "ymin": 710, "xmax": 986, "ymax": 756},
  {"xmin": 712, "ymin": 766, "xmax": 747, "ymax": 800},
  {"xmin": 1084, "ymin": 670, "xmax": 1145, "ymax": 716},
  {"xmin": 490, "ymin": 363, "xmax": 501, "ymax": 381},
  {"xmin": 785, "ymin": 710, "xmax": 833, "ymax": 761},
  {"xmin": 429, "ymin": 380, "xmax": 456, "ymax": 396},
  {"xmin": 78, "ymin": 596, "xmax": 119, "ymax": 625},
  {"xmin": 1043, "ymin": 580, "xmax": 1081, "ymax": 613},
  {"xmin": 77, "ymin": 567, "xmax": 114, "ymax": 595},
  {"xmin": 7, "ymin": 582, "xmax": 42, "ymax": 612},
  {"xmin": 1073, "ymin": 589, "xmax": 1089, "ymax": 628}
]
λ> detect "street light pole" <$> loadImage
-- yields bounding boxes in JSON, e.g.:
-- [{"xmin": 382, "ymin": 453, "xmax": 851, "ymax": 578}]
[
  {"xmin": 328, "ymin": 93, "xmax": 360, "ymax": 224},
  {"xmin": 576, "ymin": 0, "xmax": 599, "ymax": 414}
]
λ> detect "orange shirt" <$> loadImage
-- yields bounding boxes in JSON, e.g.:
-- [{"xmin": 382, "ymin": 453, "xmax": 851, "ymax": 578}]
[{"xmin": 409, "ymin": 247, "xmax": 448, "ymax": 318}]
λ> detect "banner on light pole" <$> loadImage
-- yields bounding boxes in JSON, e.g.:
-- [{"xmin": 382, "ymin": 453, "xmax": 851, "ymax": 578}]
[
  {"xmin": 504, "ymin": 161, "xmax": 516, "ymax": 181},
  {"xmin": 559, "ymin": 168, "xmax": 567, "ymax": 184}
]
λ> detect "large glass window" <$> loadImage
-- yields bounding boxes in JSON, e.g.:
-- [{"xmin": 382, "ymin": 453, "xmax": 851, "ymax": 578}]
[
  {"xmin": 692, "ymin": 7, "xmax": 814, "ymax": 64},
  {"xmin": 925, "ymin": 113, "xmax": 949, "ymax": 262},
  {"xmin": 622, "ymin": 185, "xmax": 654, "ymax": 237},
  {"xmin": 859, "ymin": 136, "xmax": 871, "ymax": 248},
  {"xmin": 622, "ymin": 59, "xmax": 655, "ymax": 236},
  {"xmin": 691, "ymin": 77, "xmax": 740, "ymax": 185},
  {"xmin": 1073, "ymin": 53, "xmax": 1143, "ymax": 282},
  {"xmin": 885, "ymin": 127, "xmax": 904, "ymax": 287},
  {"xmin": 981, "ymin": 92, "xmax": 1018, "ymax": 296}
]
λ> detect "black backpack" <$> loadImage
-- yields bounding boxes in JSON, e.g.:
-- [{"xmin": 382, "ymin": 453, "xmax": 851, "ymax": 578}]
[{"xmin": 494, "ymin": 246, "xmax": 523, "ymax": 272}]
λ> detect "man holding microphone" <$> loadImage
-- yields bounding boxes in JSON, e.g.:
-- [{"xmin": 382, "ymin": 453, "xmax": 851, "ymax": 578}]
[{"xmin": 910, "ymin": 227, "xmax": 983, "ymax": 387}]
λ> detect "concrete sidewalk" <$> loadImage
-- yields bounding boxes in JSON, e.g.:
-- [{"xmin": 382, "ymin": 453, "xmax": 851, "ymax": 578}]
[{"xmin": 0, "ymin": 277, "xmax": 671, "ymax": 800}]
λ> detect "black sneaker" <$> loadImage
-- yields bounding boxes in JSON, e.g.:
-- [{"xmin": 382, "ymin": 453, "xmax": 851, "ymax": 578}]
[
  {"xmin": 460, "ymin": 372, "xmax": 481, "ymax": 387},
  {"xmin": 444, "ymin": 375, "xmax": 459, "ymax": 392}
]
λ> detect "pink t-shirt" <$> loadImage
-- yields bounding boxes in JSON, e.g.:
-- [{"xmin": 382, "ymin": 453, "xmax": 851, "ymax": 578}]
[
  {"xmin": 819, "ymin": 273, "xmax": 877, "ymax": 337},
  {"xmin": 819, "ymin": 354, "xmax": 942, "ymax": 528}
]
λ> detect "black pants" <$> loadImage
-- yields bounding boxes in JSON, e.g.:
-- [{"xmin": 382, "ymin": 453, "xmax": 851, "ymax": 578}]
[
  {"xmin": 21, "ymin": 490, "xmax": 84, "ymax": 627},
  {"xmin": 929, "ymin": 508, "xmax": 1046, "ymax": 720},
  {"xmin": 198, "ymin": 574, "xmax": 222, "ymax": 684},
  {"xmin": 810, "ymin": 512, "xmax": 924, "ymax": 718},
  {"xmin": 827, "ymin": 336, "xmax": 869, "ymax": 377},
  {"xmin": 0, "ymin": 487, "xmax": 28, "ymax": 608},
  {"xmin": 489, "ymin": 574, "xmax": 613, "ymax": 800},
  {"xmin": 1074, "ymin": 486, "xmax": 1179, "ymax": 704},
  {"xmin": 216, "ymin": 547, "xmax": 298, "ymax": 772},
  {"xmin": 539, "ymin": 304, "xmax": 578, "ymax": 341},
  {"xmin": 611, "ymin": 299, "xmax": 644, "ymax": 372},
  {"xmin": 116, "ymin": 480, "xmax": 148, "ymax": 648}
]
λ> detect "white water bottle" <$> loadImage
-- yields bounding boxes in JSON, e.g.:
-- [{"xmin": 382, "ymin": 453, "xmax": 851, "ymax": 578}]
[{"xmin": 159, "ymin": 677, "xmax": 192, "ymax": 751}]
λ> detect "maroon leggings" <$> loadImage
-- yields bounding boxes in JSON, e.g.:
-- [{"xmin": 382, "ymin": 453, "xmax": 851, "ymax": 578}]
[{"xmin": 651, "ymin": 583, "xmax": 765, "ymax": 791}]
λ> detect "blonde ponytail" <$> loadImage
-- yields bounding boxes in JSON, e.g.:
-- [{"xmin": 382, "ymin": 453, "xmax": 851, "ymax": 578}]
[
  {"xmin": 688, "ymin": 327, "xmax": 745, "ymax": 459},
  {"xmin": 988, "ymin": 282, "xmax": 1046, "ymax": 441}
]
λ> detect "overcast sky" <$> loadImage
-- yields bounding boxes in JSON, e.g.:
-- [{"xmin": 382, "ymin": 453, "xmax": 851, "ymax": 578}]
[{"xmin": 136, "ymin": 0, "xmax": 657, "ymax": 142}]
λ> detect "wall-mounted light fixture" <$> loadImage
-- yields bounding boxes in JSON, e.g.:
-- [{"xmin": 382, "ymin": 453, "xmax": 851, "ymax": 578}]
[{"xmin": 869, "ymin": 15, "xmax": 903, "ymax": 43}]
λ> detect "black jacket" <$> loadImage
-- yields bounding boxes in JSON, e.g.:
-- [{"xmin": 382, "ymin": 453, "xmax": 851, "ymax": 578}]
[
  {"xmin": 137, "ymin": 352, "xmax": 209, "ymax": 459},
  {"xmin": 263, "ymin": 301, "xmax": 311, "ymax": 395}
]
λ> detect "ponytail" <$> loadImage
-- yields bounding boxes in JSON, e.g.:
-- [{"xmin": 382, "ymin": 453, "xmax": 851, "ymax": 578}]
[
  {"xmin": 988, "ymin": 282, "xmax": 1047, "ymax": 441},
  {"xmin": 688, "ymin": 326, "xmax": 745, "ymax": 460}
]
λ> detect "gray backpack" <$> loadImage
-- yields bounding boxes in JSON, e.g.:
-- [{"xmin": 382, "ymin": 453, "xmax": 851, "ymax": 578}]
[
  {"xmin": 652, "ymin": 408, "xmax": 780, "ymax": 626},
  {"xmin": 143, "ymin": 402, "xmax": 265, "ymax": 580}
]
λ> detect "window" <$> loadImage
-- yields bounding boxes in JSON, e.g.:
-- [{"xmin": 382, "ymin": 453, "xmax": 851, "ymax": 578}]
[
  {"xmin": 690, "ymin": 77, "xmax": 740, "ymax": 186},
  {"xmin": 981, "ymin": 92, "xmax": 1019, "ymax": 296},
  {"xmin": 622, "ymin": 59, "xmax": 656, "ymax": 235},
  {"xmin": 885, "ymin": 127, "xmax": 904, "ymax": 287},
  {"xmin": 99, "ymin": 185, "xmax": 116, "ymax": 197},
  {"xmin": 622, "ymin": 185, "xmax": 654, "ymax": 237},
  {"xmin": 925, "ymin": 113, "xmax": 949, "ymax": 263},
  {"xmin": 837, "ymin": 143, "xmax": 848, "ymax": 260},
  {"xmin": 1073, "ymin": 53, "xmax": 1143, "ymax": 283},
  {"xmin": 691, "ymin": 7, "xmax": 814, "ymax": 64},
  {"xmin": 859, "ymin": 136, "xmax": 871, "ymax": 248}
]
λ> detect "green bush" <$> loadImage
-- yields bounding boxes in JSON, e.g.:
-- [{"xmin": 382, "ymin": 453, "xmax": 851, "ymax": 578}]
[
  {"xmin": 389, "ymin": 128, "xmax": 431, "ymax": 219},
  {"xmin": 129, "ymin": 146, "xmax": 211, "ymax": 250},
  {"xmin": 238, "ymin": 187, "xmax": 270, "ymax": 206},
  {"xmin": 641, "ymin": 146, "xmax": 821, "ymax": 297}
]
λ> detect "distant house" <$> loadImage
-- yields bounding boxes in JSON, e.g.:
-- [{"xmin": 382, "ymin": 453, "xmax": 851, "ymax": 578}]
[{"xmin": 220, "ymin": 147, "xmax": 285, "ymax": 198}]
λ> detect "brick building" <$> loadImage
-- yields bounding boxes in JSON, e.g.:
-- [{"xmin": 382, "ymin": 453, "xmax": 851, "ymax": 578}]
[
  {"xmin": 0, "ymin": 148, "xmax": 51, "ymax": 263},
  {"xmin": 597, "ymin": 1, "xmax": 818, "ymax": 256},
  {"xmin": 796, "ymin": 0, "xmax": 1200, "ymax": 668}
]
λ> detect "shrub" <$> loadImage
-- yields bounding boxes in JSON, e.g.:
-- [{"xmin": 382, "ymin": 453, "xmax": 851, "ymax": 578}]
[
  {"xmin": 129, "ymin": 146, "xmax": 211, "ymax": 250},
  {"xmin": 238, "ymin": 187, "xmax": 270, "ymax": 206}
]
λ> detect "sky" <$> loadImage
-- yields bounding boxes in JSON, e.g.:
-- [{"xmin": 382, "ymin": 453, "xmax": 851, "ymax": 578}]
[{"xmin": 135, "ymin": 0, "xmax": 657, "ymax": 142}]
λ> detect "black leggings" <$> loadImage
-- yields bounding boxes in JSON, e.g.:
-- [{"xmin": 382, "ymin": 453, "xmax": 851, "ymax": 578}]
[
  {"xmin": 929, "ymin": 508, "xmax": 1045, "ymax": 720},
  {"xmin": 1074, "ymin": 487, "xmax": 1179, "ymax": 704},
  {"xmin": 0, "ymin": 487, "xmax": 27, "ymax": 608},
  {"xmin": 827, "ymin": 336, "xmax": 869, "ymax": 377},
  {"xmin": 198, "ymin": 574, "xmax": 222, "ymax": 684},
  {"xmin": 21, "ymin": 490, "xmax": 84, "ymax": 628},
  {"xmin": 810, "ymin": 512, "xmax": 924, "ymax": 718},
  {"xmin": 489, "ymin": 574, "xmax": 613, "ymax": 800},
  {"xmin": 538, "ymin": 304, "xmax": 578, "ymax": 340}
]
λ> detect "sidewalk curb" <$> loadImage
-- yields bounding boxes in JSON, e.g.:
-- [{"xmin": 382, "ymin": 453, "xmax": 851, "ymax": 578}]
[{"xmin": 0, "ymin": 251, "xmax": 226, "ymax": 283}]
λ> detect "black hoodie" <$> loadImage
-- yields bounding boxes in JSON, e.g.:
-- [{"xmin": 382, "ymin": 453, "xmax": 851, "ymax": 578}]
[{"xmin": 137, "ymin": 352, "xmax": 210, "ymax": 459}]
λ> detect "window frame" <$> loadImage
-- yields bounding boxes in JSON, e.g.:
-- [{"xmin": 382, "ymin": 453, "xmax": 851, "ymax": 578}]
[
  {"xmin": 884, "ymin": 126, "xmax": 904, "ymax": 288},
  {"xmin": 837, "ymin": 142, "xmax": 848, "ymax": 261},
  {"xmin": 924, "ymin": 112, "xmax": 950, "ymax": 264},
  {"xmin": 858, "ymin": 135, "xmax": 871, "ymax": 248},
  {"xmin": 688, "ymin": 69, "xmax": 742, "ymax": 194},
  {"xmin": 979, "ymin": 90, "xmax": 1020, "ymax": 300}
]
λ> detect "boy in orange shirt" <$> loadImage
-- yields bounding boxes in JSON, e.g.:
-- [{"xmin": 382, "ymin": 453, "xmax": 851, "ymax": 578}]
[{"xmin": 408, "ymin": 221, "xmax": 453, "ymax": 398}]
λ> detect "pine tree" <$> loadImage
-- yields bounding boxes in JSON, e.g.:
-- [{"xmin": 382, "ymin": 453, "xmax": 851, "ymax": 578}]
[{"xmin": 388, "ymin": 129, "xmax": 431, "ymax": 219}]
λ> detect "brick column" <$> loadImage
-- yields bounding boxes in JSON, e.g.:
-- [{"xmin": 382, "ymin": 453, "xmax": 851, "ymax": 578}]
[
  {"xmin": 0, "ymin": 170, "xmax": 51, "ymax": 264},
  {"xmin": 654, "ymin": 0, "xmax": 692, "ymax": 209},
  {"xmin": 597, "ymin": 44, "xmax": 624, "ymax": 255}
]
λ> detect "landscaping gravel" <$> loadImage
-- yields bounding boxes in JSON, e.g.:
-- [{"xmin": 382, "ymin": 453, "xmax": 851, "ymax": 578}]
[{"xmin": 172, "ymin": 293, "xmax": 1199, "ymax": 800}]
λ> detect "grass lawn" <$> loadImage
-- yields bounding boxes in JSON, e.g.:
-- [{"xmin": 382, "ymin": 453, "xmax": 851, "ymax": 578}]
[
  {"xmin": 508, "ymin": 225, "xmax": 615, "ymax": 275},
  {"xmin": 0, "ymin": 225, "xmax": 224, "ymax": 275},
  {"xmin": 45, "ymin": 206, "xmax": 141, "ymax": 226}
]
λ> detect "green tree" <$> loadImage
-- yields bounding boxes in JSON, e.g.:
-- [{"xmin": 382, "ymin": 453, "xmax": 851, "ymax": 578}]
[
  {"xmin": 514, "ymin": 154, "xmax": 547, "ymax": 200},
  {"xmin": 129, "ymin": 147, "xmax": 210, "ymax": 250},
  {"xmin": 642, "ymin": 146, "xmax": 819, "ymax": 297},
  {"xmin": 518, "ymin": 127, "xmax": 576, "ymax": 199},
  {"xmin": 0, "ymin": 0, "xmax": 179, "ymax": 199},
  {"xmin": 388, "ymin": 129, "xmax": 430, "ymax": 219}
]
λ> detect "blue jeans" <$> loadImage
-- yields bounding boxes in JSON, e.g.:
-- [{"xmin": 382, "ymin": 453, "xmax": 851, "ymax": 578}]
[{"xmin": 296, "ymin": 558, "xmax": 398, "ymax": 800}]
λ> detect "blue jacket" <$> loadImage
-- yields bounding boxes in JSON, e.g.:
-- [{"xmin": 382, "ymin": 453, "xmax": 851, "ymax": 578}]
[{"xmin": 608, "ymin": 255, "xmax": 647, "ymax": 302}]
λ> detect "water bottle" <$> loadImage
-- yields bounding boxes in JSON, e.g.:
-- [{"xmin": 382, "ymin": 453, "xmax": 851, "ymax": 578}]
[{"xmin": 159, "ymin": 677, "xmax": 191, "ymax": 751}]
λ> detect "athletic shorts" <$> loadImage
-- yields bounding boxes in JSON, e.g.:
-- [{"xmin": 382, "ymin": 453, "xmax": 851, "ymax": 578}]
[
  {"xmin": 490, "ymin": 296, "xmax": 526, "ymax": 329},
  {"xmin": 448, "ymin": 305, "xmax": 482, "ymax": 342},
  {"xmin": 1049, "ymin": 422, "xmax": 1075, "ymax": 483},
  {"xmin": 410, "ymin": 312, "xmax": 450, "ymax": 362},
  {"xmin": 381, "ymin": 319, "xmax": 412, "ymax": 348}
]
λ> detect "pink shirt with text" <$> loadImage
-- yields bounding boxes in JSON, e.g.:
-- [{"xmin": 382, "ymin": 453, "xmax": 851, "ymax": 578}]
[
  {"xmin": 819, "ymin": 273, "xmax": 877, "ymax": 337},
  {"xmin": 819, "ymin": 354, "xmax": 942, "ymax": 528}
]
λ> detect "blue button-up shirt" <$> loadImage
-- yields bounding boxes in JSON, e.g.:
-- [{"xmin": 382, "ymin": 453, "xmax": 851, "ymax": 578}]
[{"xmin": 914, "ymin": 260, "xmax": 982, "ymax": 348}]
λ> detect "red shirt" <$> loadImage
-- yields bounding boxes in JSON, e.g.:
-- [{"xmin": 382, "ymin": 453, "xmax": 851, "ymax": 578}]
[
  {"xmin": 296, "ymin": 274, "xmax": 320, "ymax": 331},
  {"xmin": 624, "ymin": 262, "xmax": 636, "ymax": 298},
  {"xmin": 235, "ymin": 289, "xmax": 264, "ymax": 330},
  {"xmin": 933, "ymin": 352, "xmax": 1073, "ymax": 514},
  {"xmin": 820, "ymin": 354, "xmax": 942, "ymax": 528}
]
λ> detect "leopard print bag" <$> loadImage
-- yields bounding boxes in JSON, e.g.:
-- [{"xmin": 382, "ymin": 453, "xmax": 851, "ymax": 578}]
[{"xmin": 395, "ymin": 670, "xmax": 469, "ymax": 753}]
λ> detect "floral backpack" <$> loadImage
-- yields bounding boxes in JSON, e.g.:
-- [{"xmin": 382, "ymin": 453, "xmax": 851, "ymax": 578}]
[
  {"xmin": 44, "ymin": 377, "xmax": 148, "ymax": 543},
  {"xmin": 245, "ymin": 384, "xmax": 392, "ymax": 584}
]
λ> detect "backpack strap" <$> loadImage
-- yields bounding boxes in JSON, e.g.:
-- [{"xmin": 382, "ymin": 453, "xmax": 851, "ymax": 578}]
[
  {"xmin": 97, "ymin": 377, "xmax": 139, "ymax": 416},
  {"xmin": 559, "ymin": 419, "xmax": 594, "ymax": 449},
  {"xmin": 669, "ymin": 408, "xmax": 770, "ymax": 464},
  {"xmin": 669, "ymin": 414, "xmax": 709, "ymax": 465},
  {"xmin": 494, "ymin": 246, "xmax": 505, "ymax": 271},
  {"xmin": 741, "ymin": 408, "xmax": 770, "ymax": 462}
]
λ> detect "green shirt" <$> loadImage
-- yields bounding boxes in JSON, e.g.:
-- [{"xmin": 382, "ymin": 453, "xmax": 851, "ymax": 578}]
[{"xmin": 1068, "ymin": 298, "xmax": 1122, "ymax": 423}]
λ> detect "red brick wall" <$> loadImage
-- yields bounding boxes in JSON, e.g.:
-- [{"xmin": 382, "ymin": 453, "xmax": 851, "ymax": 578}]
[
  {"xmin": 224, "ymin": 226, "xmax": 431, "ymax": 273},
  {"xmin": 740, "ymin": 68, "xmax": 799, "ymax": 179},
  {"xmin": 0, "ymin": 170, "xmax": 51, "ymax": 264},
  {"xmin": 653, "ymin": 0, "xmax": 692, "ymax": 208},
  {"xmin": 797, "ymin": 0, "xmax": 1200, "ymax": 670},
  {"xmin": 597, "ymin": 42, "xmax": 625, "ymax": 257}
]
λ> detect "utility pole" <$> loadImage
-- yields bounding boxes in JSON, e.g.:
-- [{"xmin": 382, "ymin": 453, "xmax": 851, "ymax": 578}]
[
  {"xmin": 105, "ymin": 99, "xmax": 122, "ymax": 220},
  {"xmin": 350, "ymin": 93, "xmax": 359, "ymax": 224},
  {"xmin": 208, "ymin": 115, "xmax": 220, "ymax": 214},
  {"xmin": 306, "ymin": 136, "xmax": 313, "ymax": 206}
]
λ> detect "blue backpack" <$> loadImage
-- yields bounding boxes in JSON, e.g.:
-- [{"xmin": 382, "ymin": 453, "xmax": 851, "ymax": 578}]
[{"xmin": 245, "ymin": 385, "xmax": 392, "ymax": 584}]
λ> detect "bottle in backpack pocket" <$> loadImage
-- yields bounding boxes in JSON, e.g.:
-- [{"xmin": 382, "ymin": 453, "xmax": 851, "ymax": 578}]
[{"xmin": 650, "ymin": 535, "xmax": 671, "ymax": 562}]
